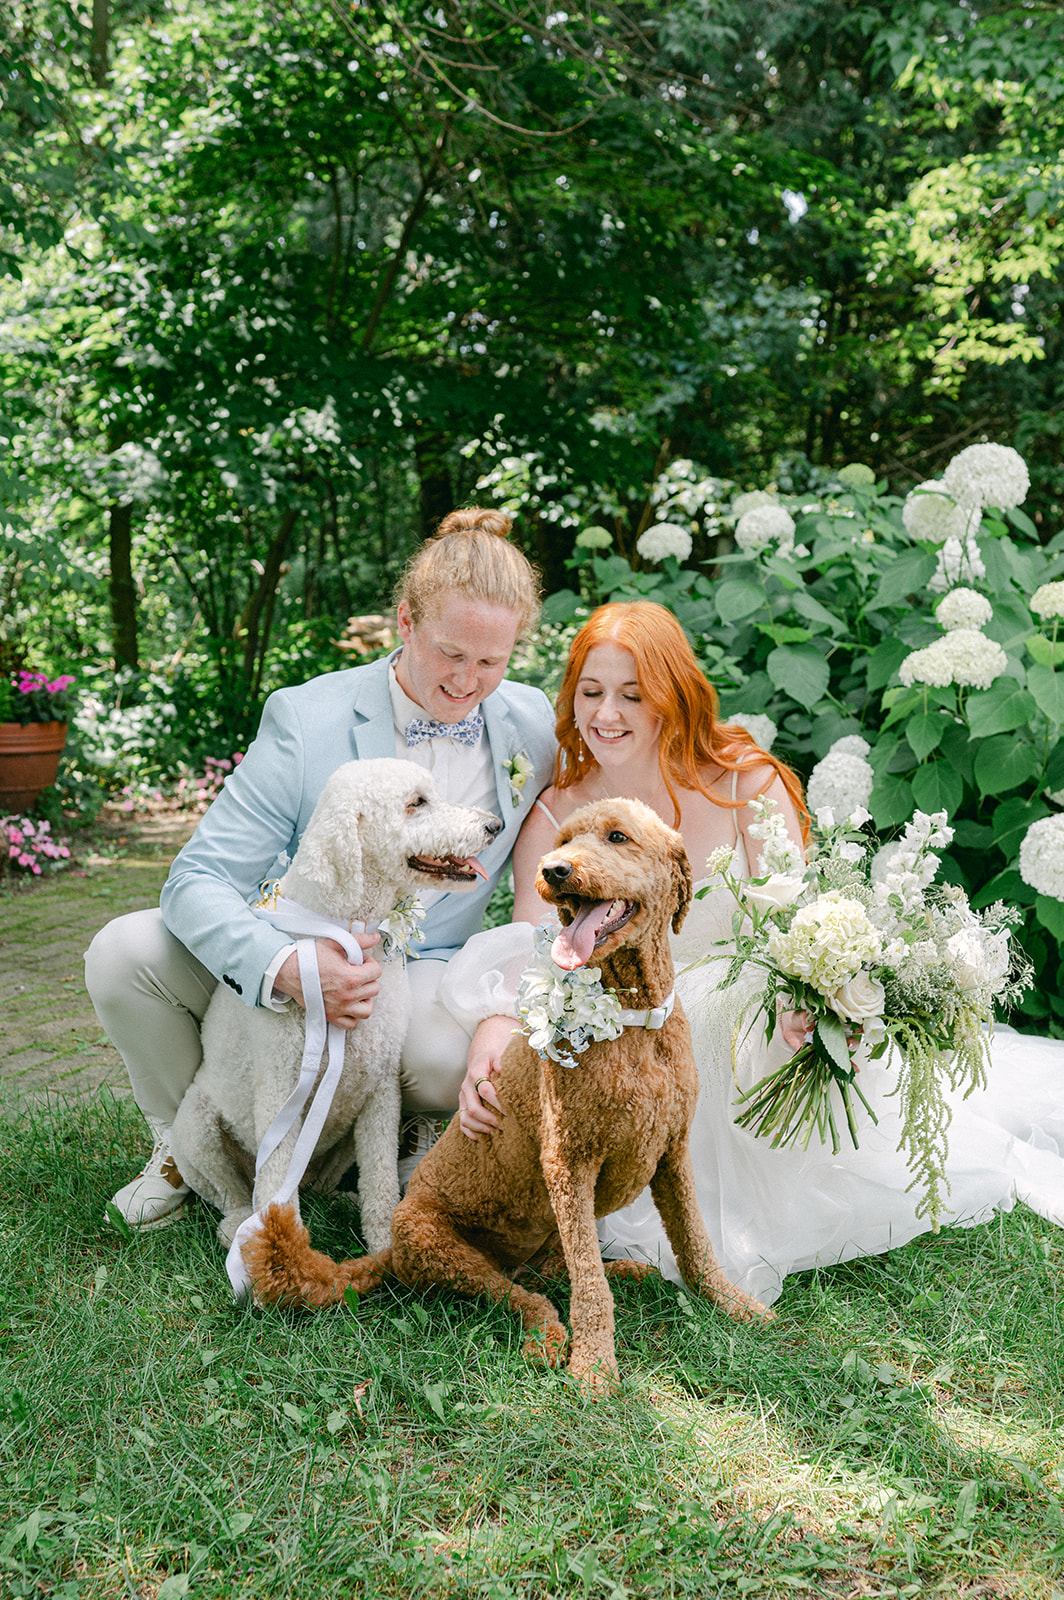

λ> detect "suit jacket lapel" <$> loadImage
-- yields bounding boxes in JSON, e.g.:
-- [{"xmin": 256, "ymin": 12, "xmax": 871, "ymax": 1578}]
[
  {"xmin": 349, "ymin": 653, "xmax": 399, "ymax": 760},
  {"xmin": 483, "ymin": 689, "xmax": 522, "ymax": 819}
]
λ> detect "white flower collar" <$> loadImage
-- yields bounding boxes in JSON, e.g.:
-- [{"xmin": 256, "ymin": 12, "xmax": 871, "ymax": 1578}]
[{"xmin": 517, "ymin": 924, "xmax": 675, "ymax": 1068}]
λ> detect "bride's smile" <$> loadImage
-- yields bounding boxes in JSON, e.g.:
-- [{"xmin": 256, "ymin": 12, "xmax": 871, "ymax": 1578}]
[{"xmin": 575, "ymin": 643, "xmax": 663, "ymax": 772}]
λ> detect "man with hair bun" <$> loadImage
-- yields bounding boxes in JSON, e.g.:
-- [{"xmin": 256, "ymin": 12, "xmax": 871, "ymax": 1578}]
[{"xmin": 86, "ymin": 509, "xmax": 556, "ymax": 1229}]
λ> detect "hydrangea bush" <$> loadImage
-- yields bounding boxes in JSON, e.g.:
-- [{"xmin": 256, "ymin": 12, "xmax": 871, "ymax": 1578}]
[{"xmin": 513, "ymin": 438, "xmax": 1064, "ymax": 1033}]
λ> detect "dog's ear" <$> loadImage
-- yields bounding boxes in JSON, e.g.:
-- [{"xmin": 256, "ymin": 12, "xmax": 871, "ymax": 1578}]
[
  {"xmin": 297, "ymin": 807, "xmax": 364, "ymax": 913},
  {"xmin": 670, "ymin": 838, "xmax": 693, "ymax": 933}
]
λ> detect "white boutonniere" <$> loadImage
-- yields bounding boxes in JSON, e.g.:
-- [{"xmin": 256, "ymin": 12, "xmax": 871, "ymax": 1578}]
[
  {"xmin": 517, "ymin": 925, "xmax": 625, "ymax": 1067},
  {"xmin": 505, "ymin": 749, "xmax": 534, "ymax": 808},
  {"xmin": 378, "ymin": 894, "xmax": 426, "ymax": 962}
]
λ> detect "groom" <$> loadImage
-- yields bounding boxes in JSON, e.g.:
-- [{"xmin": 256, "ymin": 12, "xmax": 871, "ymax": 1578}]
[{"xmin": 85, "ymin": 511, "xmax": 555, "ymax": 1228}]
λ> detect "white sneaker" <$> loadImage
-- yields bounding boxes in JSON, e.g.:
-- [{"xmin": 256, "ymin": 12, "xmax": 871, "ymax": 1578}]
[
  {"xmin": 397, "ymin": 1116, "xmax": 447, "ymax": 1192},
  {"xmin": 107, "ymin": 1118, "xmax": 191, "ymax": 1229}
]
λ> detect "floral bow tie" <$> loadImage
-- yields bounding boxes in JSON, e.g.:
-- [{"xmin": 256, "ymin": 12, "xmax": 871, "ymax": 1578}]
[{"xmin": 405, "ymin": 711, "xmax": 484, "ymax": 749}]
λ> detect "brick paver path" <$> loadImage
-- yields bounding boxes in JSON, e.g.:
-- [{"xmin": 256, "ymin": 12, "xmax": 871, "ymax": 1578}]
[{"xmin": 0, "ymin": 810, "xmax": 196, "ymax": 1103}]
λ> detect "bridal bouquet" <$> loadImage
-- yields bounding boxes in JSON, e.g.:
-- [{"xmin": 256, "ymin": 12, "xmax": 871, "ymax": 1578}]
[{"xmin": 701, "ymin": 798, "xmax": 1031, "ymax": 1225}]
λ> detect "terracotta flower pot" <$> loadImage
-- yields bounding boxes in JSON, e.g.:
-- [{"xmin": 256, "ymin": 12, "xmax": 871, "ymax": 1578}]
[{"xmin": 0, "ymin": 722, "xmax": 69, "ymax": 812}]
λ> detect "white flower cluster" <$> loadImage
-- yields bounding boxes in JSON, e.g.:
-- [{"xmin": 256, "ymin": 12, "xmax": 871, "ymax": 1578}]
[
  {"xmin": 1018, "ymin": 814, "xmax": 1064, "ymax": 901},
  {"xmin": 377, "ymin": 895, "xmax": 427, "ymax": 962},
  {"xmin": 766, "ymin": 891, "xmax": 883, "ymax": 996},
  {"xmin": 901, "ymin": 482, "xmax": 980, "ymax": 546},
  {"xmin": 516, "ymin": 926, "xmax": 624, "ymax": 1066},
  {"xmin": 746, "ymin": 793, "xmax": 805, "ymax": 878},
  {"xmin": 636, "ymin": 522, "xmax": 693, "ymax": 563},
  {"xmin": 867, "ymin": 810, "xmax": 953, "ymax": 937},
  {"xmin": 836, "ymin": 463, "xmax": 876, "ymax": 488},
  {"xmin": 806, "ymin": 735, "xmax": 874, "ymax": 823},
  {"xmin": 735, "ymin": 504, "xmax": 796, "ymax": 558},
  {"xmin": 731, "ymin": 489, "xmax": 777, "ymax": 519},
  {"xmin": 650, "ymin": 459, "xmax": 730, "ymax": 525},
  {"xmin": 1030, "ymin": 581, "xmax": 1064, "ymax": 621},
  {"xmin": 726, "ymin": 712, "xmax": 777, "ymax": 751},
  {"xmin": 942, "ymin": 442, "xmax": 1030, "ymax": 511},
  {"xmin": 898, "ymin": 628, "xmax": 1007, "ymax": 691},
  {"xmin": 934, "ymin": 587, "xmax": 992, "ymax": 632},
  {"xmin": 575, "ymin": 524, "xmax": 613, "ymax": 550},
  {"xmin": 928, "ymin": 534, "xmax": 987, "ymax": 595}
]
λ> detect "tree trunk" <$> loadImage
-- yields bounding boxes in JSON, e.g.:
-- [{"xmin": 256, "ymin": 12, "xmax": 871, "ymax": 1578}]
[
  {"xmin": 415, "ymin": 431, "xmax": 454, "ymax": 538},
  {"xmin": 109, "ymin": 502, "xmax": 139, "ymax": 669},
  {"xmin": 91, "ymin": 0, "xmax": 109, "ymax": 87},
  {"xmin": 235, "ymin": 508, "xmax": 299, "ymax": 688}
]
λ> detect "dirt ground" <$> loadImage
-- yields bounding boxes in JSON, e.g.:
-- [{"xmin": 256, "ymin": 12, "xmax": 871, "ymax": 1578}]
[{"xmin": 0, "ymin": 803, "xmax": 198, "ymax": 1105}]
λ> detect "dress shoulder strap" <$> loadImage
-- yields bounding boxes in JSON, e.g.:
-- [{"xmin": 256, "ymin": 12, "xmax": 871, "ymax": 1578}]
[
  {"xmin": 731, "ymin": 768, "xmax": 742, "ymax": 843},
  {"xmin": 535, "ymin": 796, "xmax": 561, "ymax": 829}
]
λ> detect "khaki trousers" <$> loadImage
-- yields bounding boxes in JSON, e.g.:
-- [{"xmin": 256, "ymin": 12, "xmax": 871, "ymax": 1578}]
[{"xmin": 84, "ymin": 908, "xmax": 476, "ymax": 1126}]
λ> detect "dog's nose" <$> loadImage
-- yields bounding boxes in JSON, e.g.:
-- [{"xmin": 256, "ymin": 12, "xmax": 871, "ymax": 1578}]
[
  {"xmin": 485, "ymin": 817, "xmax": 503, "ymax": 838},
  {"xmin": 541, "ymin": 860, "xmax": 572, "ymax": 884}
]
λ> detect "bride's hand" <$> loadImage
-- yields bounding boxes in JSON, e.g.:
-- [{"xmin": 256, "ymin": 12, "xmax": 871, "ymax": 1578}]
[
  {"xmin": 458, "ymin": 1015, "xmax": 516, "ymax": 1139},
  {"xmin": 779, "ymin": 1009, "xmax": 814, "ymax": 1052}
]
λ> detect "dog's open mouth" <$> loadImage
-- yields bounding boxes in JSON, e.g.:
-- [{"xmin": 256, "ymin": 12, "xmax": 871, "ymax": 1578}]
[
  {"xmin": 551, "ymin": 898, "xmax": 637, "ymax": 971},
  {"xmin": 408, "ymin": 854, "xmax": 489, "ymax": 884}
]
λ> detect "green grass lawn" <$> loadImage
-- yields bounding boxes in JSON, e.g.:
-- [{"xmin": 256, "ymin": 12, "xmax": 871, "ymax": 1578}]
[{"xmin": 2, "ymin": 1094, "xmax": 1062, "ymax": 1599}]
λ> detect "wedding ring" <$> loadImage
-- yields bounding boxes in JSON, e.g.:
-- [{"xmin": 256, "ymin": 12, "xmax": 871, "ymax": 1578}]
[{"xmin": 473, "ymin": 1077, "xmax": 489, "ymax": 1095}]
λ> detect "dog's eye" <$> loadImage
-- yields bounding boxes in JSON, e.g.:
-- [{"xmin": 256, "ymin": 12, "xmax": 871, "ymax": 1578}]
[
  {"xmin": 607, "ymin": 830, "xmax": 629, "ymax": 844},
  {"xmin": 406, "ymin": 795, "xmax": 429, "ymax": 812}
]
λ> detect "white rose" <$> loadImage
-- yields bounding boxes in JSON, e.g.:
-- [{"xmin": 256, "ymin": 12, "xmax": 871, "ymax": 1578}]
[
  {"xmin": 741, "ymin": 874, "xmax": 806, "ymax": 914},
  {"xmin": 828, "ymin": 970, "xmax": 887, "ymax": 1023}
]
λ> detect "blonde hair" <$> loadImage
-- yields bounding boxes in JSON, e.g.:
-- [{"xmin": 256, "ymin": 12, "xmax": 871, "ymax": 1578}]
[{"xmin": 395, "ymin": 508, "xmax": 541, "ymax": 633}]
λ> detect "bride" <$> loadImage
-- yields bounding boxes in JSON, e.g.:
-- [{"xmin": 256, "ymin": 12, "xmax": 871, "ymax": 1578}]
[{"xmin": 444, "ymin": 599, "xmax": 1064, "ymax": 1307}]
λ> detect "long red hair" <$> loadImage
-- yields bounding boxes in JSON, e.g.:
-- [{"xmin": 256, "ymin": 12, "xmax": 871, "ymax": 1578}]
[{"xmin": 554, "ymin": 601, "xmax": 810, "ymax": 838}]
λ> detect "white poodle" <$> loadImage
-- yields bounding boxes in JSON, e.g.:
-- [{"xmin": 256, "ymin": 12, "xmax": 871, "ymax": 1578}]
[{"xmin": 169, "ymin": 758, "xmax": 502, "ymax": 1255}]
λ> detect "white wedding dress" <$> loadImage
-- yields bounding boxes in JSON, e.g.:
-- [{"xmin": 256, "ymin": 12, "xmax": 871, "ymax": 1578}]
[
  {"xmin": 438, "ymin": 825, "xmax": 1064, "ymax": 1309},
  {"xmin": 599, "ymin": 835, "xmax": 1064, "ymax": 1306}
]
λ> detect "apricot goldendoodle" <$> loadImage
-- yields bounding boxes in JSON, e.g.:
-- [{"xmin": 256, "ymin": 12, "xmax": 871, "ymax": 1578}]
[{"xmin": 244, "ymin": 798, "xmax": 772, "ymax": 1385}]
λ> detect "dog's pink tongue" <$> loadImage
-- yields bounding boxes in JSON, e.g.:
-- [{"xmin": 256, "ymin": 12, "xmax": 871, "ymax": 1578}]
[{"xmin": 551, "ymin": 901, "xmax": 613, "ymax": 971}]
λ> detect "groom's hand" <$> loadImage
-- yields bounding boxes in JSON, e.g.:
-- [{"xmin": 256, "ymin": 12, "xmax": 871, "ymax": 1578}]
[{"xmin": 273, "ymin": 935, "xmax": 382, "ymax": 1028}]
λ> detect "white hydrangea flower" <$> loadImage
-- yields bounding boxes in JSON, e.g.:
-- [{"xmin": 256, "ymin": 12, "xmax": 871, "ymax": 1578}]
[
  {"xmin": 726, "ymin": 712, "xmax": 777, "ymax": 751},
  {"xmin": 1018, "ymin": 814, "xmax": 1064, "ymax": 900},
  {"xmin": 807, "ymin": 751, "xmax": 874, "ymax": 819},
  {"xmin": 731, "ymin": 489, "xmax": 777, "ymax": 519},
  {"xmin": 934, "ymin": 587, "xmax": 993, "ymax": 632},
  {"xmin": 901, "ymin": 481, "xmax": 980, "ymax": 546},
  {"xmin": 830, "ymin": 735, "xmax": 870, "ymax": 759},
  {"xmin": 735, "ymin": 504, "xmax": 796, "ymax": 556},
  {"xmin": 899, "ymin": 628, "xmax": 1007, "ymax": 691},
  {"xmin": 1031, "ymin": 582, "xmax": 1064, "ymax": 620},
  {"xmin": 636, "ymin": 522, "xmax": 693, "ymax": 563},
  {"xmin": 942, "ymin": 442, "xmax": 1030, "ymax": 510},
  {"xmin": 837, "ymin": 463, "xmax": 876, "ymax": 488},
  {"xmin": 766, "ymin": 892, "xmax": 882, "ymax": 996},
  {"xmin": 928, "ymin": 535, "xmax": 987, "ymax": 595}
]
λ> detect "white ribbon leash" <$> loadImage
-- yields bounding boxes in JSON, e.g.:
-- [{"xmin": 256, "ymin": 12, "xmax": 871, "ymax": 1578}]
[{"xmin": 225, "ymin": 901, "xmax": 373, "ymax": 1299}]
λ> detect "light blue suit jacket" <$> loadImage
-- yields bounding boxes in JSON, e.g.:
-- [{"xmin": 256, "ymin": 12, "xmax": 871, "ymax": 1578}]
[{"xmin": 159, "ymin": 654, "xmax": 556, "ymax": 1005}]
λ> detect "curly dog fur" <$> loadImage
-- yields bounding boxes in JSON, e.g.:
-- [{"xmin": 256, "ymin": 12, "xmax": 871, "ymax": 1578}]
[
  {"xmin": 169, "ymin": 758, "xmax": 500, "ymax": 1254},
  {"xmin": 244, "ymin": 798, "xmax": 772, "ymax": 1382}
]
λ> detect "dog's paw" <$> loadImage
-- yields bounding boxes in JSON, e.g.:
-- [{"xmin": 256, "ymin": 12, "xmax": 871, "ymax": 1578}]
[
  {"xmin": 712, "ymin": 1282, "xmax": 775, "ymax": 1325},
  {"xmin": 522, "ymin": 1318, "xmax": 569, "ymax": 1367},
  {"xmin": 603, "ymin": 1258, "xmax": 656, "ymax": 1283},
  {"xmin": 567, "ymin": 1344, "xmax": 620, "ymax": 1394},
  {"xmin": 343, "ymin": 1252, "xmax": 392, "ymax": 1298}
]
